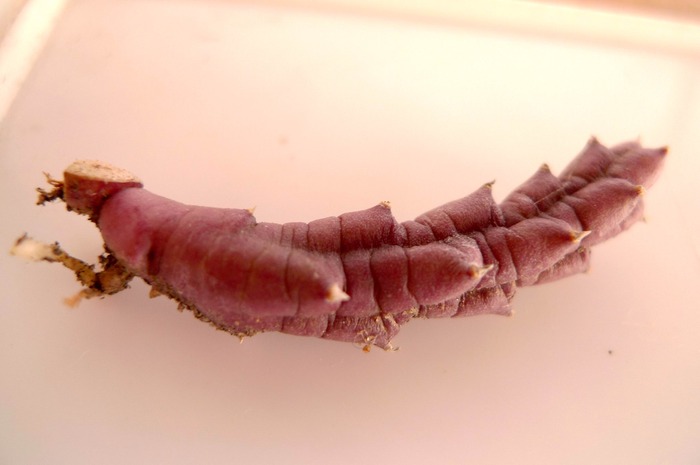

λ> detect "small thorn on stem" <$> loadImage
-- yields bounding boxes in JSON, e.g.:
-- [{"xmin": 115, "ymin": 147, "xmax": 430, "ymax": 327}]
[
  {"xmin": 570, "ymin": 230, "xmax": 592, "ymax": 243},
  {"xmin": 468, "ymin": 263, "xmax": 494, "ymax": 279},
  {"xmin": 325, "ymin": 283, "xmax": 350, "ymax": 303}
]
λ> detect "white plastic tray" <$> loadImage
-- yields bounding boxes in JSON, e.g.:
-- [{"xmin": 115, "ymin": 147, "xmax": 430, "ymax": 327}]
[{"xmin": 2, "ymin": 1, "xmax": 699, "ymax": 463}]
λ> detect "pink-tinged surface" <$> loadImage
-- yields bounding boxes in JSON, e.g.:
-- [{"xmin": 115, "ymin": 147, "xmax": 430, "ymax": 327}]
[{"xmin": 1, "ymin": 1, "xmax": 699, "ymax": 464}]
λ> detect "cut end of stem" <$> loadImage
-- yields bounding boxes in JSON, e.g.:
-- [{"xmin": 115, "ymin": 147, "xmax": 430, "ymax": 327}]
[
  {"xmin": 62, "ymin": 160, "xmax": 144, "ymax": 219},
  {"xmin": 65, "ymin": 160, "xmax": 140, "ymax": 184}
]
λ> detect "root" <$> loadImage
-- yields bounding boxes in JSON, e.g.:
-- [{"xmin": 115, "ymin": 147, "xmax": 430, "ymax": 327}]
[
  {"xmin": 354, "ymin": 330, "xmax": 377, "ymax": 352},
  {"xmin": 11, "ymin": 235, "xmax": 134, "ymax": 303},
  {"xmin": 36, "ymin": 173, "xmax": 64, "ymax": 205},
  {"xmin": 353, "ymin": 327, "xmax": 399, "ymax": 352}
]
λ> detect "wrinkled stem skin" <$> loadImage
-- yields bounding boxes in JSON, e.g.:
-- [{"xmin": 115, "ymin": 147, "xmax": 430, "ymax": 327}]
[{"xmin": 37, "ymin": 139, "xmax": 667, "ymax": 349}]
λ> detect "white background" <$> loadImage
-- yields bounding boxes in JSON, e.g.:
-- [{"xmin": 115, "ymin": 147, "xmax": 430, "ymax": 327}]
[{"xmin": 2, "ymin": 1, "xmax": 699, "ymax": 463}]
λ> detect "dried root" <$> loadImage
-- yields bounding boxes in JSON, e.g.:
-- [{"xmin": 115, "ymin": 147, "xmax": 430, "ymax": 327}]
[
  {"xmin": 11, "ymin": 234, "xmax": 134, "ymax": 305},
  {"xmin": 36, "ymin": 173, "xmax": 64, "ymax": 205}
]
